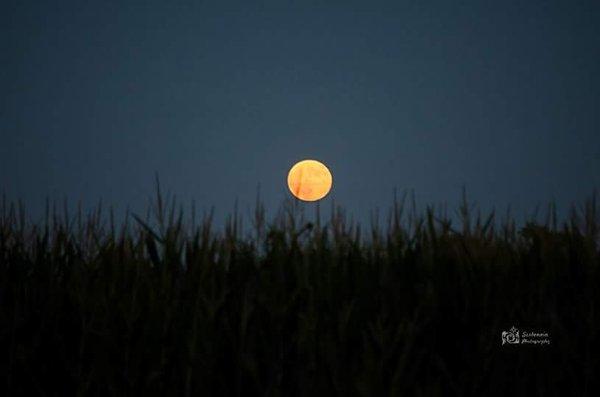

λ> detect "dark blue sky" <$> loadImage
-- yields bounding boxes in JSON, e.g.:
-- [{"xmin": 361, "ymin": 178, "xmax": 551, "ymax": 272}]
[{"xmin": 1, "ymin": 0, "xmax": 599, "ymax": 227}]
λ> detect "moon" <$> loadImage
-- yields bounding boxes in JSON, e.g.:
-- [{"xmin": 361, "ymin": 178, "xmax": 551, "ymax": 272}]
[{"xmin": 287, "ymin": 159, "xmax": 333, "ymax": 201}]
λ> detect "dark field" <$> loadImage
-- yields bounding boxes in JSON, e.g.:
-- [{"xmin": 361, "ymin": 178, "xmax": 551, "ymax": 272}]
[{"xmin": 1, "ymin": 190, "xmax": 598, "ymax": 396}]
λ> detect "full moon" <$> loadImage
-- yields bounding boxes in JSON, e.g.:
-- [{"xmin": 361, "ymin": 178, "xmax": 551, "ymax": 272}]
[{"xmin": 287, "ymin": 159, "xmax": 333, "ymax": 201}]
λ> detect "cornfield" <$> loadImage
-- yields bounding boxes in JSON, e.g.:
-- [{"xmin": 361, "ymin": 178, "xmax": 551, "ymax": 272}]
[{"xmin": 1, "ymin": 188, "xmax": 598, "ymax": 396}]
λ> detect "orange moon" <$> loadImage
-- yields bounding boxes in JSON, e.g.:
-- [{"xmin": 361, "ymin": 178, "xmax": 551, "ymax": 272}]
[{"xmin": 287, "ymin": 159, "xmax": 333, "ymax": 201}]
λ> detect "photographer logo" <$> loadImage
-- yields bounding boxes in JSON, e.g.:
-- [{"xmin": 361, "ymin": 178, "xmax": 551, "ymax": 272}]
[
  {"xmin": 501, "ymin": 326, "xmax": 551, "ymax": 346},
  {"xmin": 502, "ymin": 326, "xmax": 520, "ymax": 345}
]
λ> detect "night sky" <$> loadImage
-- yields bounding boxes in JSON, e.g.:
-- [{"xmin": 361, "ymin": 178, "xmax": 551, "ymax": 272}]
[{"xmin": 2, "ymin": 0, "xmax": 599, "ymax": 228}]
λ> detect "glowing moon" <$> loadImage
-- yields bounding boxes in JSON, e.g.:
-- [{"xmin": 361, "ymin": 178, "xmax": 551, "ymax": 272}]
[{"xmin": 287, "ymin": 159, "xmax": 333, "ymax": 201}]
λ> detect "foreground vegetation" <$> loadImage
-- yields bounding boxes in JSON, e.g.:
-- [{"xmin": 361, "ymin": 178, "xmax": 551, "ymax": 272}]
[{"xmin": 1, "ymin": 190, "xmax": 599, "ymax": 396}]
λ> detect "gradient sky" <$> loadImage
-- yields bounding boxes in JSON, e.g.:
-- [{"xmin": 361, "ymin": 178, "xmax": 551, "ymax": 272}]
[{"xmin": 1, "ymin": 0, "xmax": 599, "ymax": 228}]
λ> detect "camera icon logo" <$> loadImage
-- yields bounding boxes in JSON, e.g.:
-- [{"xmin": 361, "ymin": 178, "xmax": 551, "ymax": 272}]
[{"xmin": 502, "ymin": 326, "xmax": 520, "ymax": 345}]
